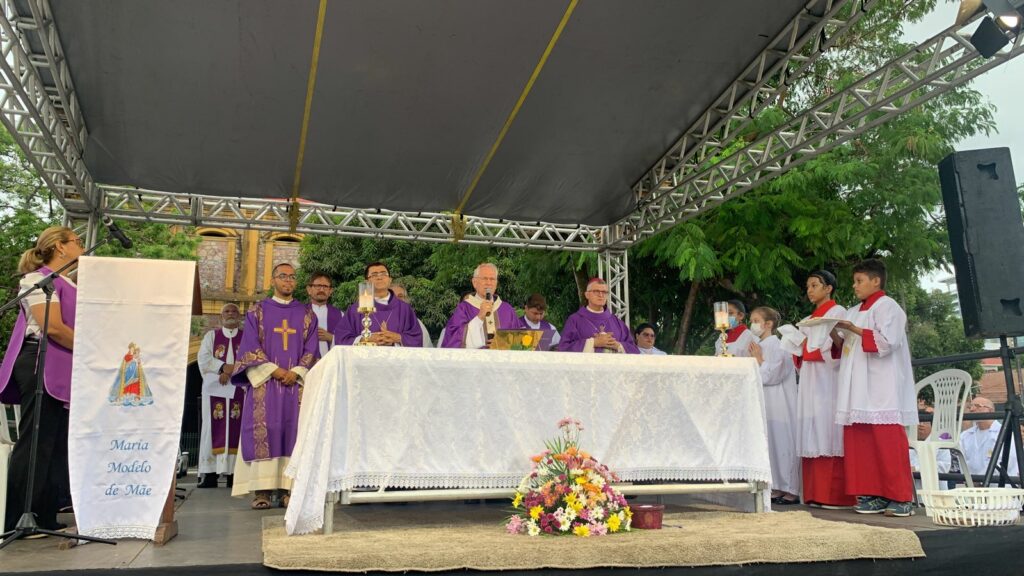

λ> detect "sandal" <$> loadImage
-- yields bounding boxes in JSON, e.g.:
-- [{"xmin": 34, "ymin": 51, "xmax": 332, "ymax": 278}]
[
  {"xmin": 251, "ymin": 491, "xmax": 273, "ymax": 510},
  {"xmin": 279, "ymin": 492, "xmax": 290, "ymax": 509}
]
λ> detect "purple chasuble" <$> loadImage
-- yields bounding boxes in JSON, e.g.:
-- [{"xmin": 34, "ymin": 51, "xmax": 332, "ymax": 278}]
[
  {"xmin": 0, "ymin": 266, "xmax": 77, "ymax": 404},
  {"xmin": 558, "ymin": 306, "xmax": 640, "ymax": 354},
  {"xmin": 336, "ymin": 290, "xmax": 423, "ymax": 346},
  {"xmin": 519, "ymin": 316, "xmax": 558, "ymax": 350},
  {"xmin": 441, "ymin": 297, "xmax": 523, "ymax": 349},
  {"xmin": 231, "ymin": 298, "xmax": 318, "ymax": 462},
  {"xmin": 211, "ymin": 329, "xmax": 244, "ymax": 453}
]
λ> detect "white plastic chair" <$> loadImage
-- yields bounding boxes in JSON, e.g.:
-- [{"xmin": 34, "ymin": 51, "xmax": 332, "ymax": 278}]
[
  {"xmin": 1, "ymin": 404, "xmax": 20, "ymax": 532},
  {"xmin": 909, "ymin": 369, "xmax": 974, "ymax": 515}
]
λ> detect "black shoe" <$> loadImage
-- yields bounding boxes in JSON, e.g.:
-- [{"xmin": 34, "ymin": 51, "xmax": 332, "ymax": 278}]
[
  {"xmin": 40, "ymin": 521, "xmax": 68, "ymax": 531},
  {"xmin": 771, "ymin": 496, "xmax": 799, "ymax": 506},
  {"xmin": 197, "ymin": 473, "xmax": 219, "ymax": 488},
  {"xmin": 224, "ymin": 474, "xmax": 233, "ymax": 488}
]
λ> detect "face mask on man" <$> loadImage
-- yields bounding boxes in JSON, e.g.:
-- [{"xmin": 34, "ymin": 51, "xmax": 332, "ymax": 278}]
[
  {"xmin": 749, "ymin": 322, "xmax": 765, "ymax": 337},
  {"xmin": 728, "ymin": 315, "xmax": 739, "ymax": 329}
]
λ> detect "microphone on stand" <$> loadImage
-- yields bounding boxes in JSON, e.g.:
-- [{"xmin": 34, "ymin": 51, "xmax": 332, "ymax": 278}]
[
  {"xmin": 484, "ymin": 288, "xmax": 496, "ymax": 339},
  {"xmin": 102, "ymin": 216, "xmax": 133, "ymax": 249}
]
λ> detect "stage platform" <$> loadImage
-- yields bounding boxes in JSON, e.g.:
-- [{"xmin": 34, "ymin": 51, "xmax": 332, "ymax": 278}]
[{"xmin": 1, "ymin": 473, "xmax": 1021, "ymax": 575}]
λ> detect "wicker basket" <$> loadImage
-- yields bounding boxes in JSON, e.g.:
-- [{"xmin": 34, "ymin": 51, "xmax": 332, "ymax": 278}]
[{"xmin": 918, "ymin": 488, "xmax": 1024, "ymax": 527}]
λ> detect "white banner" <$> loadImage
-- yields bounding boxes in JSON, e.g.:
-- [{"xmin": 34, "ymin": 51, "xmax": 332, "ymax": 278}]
[{"xmin": 69, "ymin": 256, "xmax": 195, "ymax": 540}]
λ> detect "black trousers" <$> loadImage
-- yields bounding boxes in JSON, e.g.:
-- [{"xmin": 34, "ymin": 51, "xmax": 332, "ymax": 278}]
[{"xmin": 4, "ymin": 341, "xmax": 69, "ymax": 531}]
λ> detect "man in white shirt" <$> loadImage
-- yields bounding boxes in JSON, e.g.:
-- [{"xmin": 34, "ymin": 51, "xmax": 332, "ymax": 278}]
[
  {"xmin": 960, "ymin": 396, "xmax": 1018, "ymax": 479},
  {"xmin": 634, "ymin": 323, "xmax": 667, "ymax": 355},
  {"xmin": 306, "ymin": 273, "xmax": 344, "ymax": 359}
]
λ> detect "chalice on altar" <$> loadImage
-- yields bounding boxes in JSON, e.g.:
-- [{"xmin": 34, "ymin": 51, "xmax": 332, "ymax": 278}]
[
  {"xmin": 714, "ymin": 301, "xmax": 732, "ymax": 357},
  {"xmin": 356, "ymin": 281, "xmax": 377, "ymax": 346}
]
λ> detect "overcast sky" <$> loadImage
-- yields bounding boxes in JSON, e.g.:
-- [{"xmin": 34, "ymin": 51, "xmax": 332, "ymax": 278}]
[{"xmin": 902, "ymin": 3, "xmax": 1024, "ymax": 289}]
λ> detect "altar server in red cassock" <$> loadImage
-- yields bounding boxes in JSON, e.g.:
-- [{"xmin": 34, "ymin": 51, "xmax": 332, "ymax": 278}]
[
  {"xmin": 832, "ymin": 259, "xmax": 917, "ymax": 517},
  {"xmin": 796, "ymin": 271, "xmax": 856, "ymax": 508}
]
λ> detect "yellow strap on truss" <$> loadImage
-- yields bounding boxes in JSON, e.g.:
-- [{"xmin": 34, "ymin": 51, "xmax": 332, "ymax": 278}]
[
  {"xmin": 452, "ymin": 0, "xmax": 578, "ymax": 224},
  {"xmin": 289, "ymin": 0, "xmax": 329, "ymax": 231}
]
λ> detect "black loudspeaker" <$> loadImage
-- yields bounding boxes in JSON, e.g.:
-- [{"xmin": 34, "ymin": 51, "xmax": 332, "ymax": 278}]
[{"xmin": 938, "ymin": 148, "xmax": 1024, "ymax": 338}]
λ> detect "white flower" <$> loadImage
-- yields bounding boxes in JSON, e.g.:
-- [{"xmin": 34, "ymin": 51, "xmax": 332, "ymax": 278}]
[
  {"xmin": 559, "ymin": 519, "xmax": 572, "ymax": 531},
  {"xmin": 590, "ymin": 475, "xmax": 606, "ymax": 488},
  {"xmin": 592, "ymin": 507, "xmax": 605, "ymax": 520},
  {"xmin": 526, "ymin": 520, "xmax": 540, "ymax": 536},
  {"xmin": 565, "ymin": 507, "xmax": 578, "ymax": 522},
  {"xmin": 570, "ymin": 468, "xmax": 584, "ymax": 477}
]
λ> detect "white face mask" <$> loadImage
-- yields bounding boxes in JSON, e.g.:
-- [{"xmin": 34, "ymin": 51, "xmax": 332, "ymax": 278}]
[{"xmin": 749, "ymin": 322, "xmax": 765, "ymax": 337}]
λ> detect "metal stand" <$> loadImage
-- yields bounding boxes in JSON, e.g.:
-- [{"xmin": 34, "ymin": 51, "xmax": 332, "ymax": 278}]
[
  {"xmin": 982, "ymin": 336, "xmax": 1024, "ymax": 488},
  {"xmin": 0, "ymin": 243, "xmax": 117, "ymax": 549},
  {"xmin": 354, "ymin": 307, "xmax": 376, "ymax": 346}
]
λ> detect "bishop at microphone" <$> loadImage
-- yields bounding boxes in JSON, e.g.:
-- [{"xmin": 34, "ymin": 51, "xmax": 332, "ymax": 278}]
[{"xmin": 441, "ymin": 262, "xmax": 523, "ymax": 349}]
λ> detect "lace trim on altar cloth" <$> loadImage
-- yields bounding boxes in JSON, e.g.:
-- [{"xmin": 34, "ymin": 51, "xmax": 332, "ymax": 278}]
[
  {"xmin": 836, "ymin": 409, "xmax": 918, "ymax": 426},
  {"xmin": 78, "ymin": 525, "xmax": 156, "ymax": 540},
  {"xmin": 321, "ymin": 468, "xmax": 772, "ymax": 493}
]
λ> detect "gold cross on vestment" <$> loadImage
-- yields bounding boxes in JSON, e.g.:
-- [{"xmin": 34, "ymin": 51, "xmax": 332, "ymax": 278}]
[{"xmin": 274, "ymin": 318, "xmax": 297, "ymax": 351}]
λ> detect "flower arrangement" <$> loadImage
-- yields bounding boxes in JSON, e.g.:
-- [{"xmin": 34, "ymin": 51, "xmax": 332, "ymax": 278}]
[{"xmin": 505, "ymin": 417, "xmax": 632, "ymax": 537}]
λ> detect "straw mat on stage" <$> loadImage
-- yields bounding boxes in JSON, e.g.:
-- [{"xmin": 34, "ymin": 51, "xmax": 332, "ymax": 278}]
[{"xmin": 261, "ymin": 504, "xmax": 923, "ymax": 571}]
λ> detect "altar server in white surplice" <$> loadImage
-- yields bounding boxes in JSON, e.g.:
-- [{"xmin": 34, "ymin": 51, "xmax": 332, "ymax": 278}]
[
  {"xmin": 795, "ymin": 270, "xmax": 856, "ymax": 508},
  {"xmin": 748, "ymin": 306, "xmax": 800, "ymax": 505},
  {"xmin": 832, "ymin": 259, "xmax": 917, "ymax": 517},
  {"xmin": 715, "ymin": 300, "xmax": 757, "ymax": 357},
  {"xmin": 197, "ymin": 303, "xmax": 245, "ymax": 488}
]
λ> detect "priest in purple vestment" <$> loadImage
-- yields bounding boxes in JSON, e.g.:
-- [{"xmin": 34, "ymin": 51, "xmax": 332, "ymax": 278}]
[
  {"xmin": 519, "ymin": 293, "xmax": 561, "ymax": 350},
  {"xmin": 305, "ymin": 272, "xmax": 344, "ymax": 358},
  {"xmin": 230, "ymin": 263, "xmax": 319, "ymax": 510},
  {"xmin": 442, "ymin": 263, "xmax": 523, "ymax": 349},
  {"xmin": 336, "ymin": 262, "xmax": 423, "ymax": 346},
  {"xmin": 558, "ymin": 278, "xmax": 640, "ymax": 354}
]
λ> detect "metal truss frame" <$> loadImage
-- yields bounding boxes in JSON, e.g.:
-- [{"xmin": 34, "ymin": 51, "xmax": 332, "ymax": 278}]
[
  {"xmin": 0, "ymin": 0, "xmax": 94, "ymax": 212},
  {"xmin": 631, "ymin": 0, "xmax": 870, "ymax": 204},
  {"xmin": 610, "ymin": 14, "xmax": 1024, "ymax": 248},
  {"xmin": 98, "ymin": 185, "xmax": 607, "ymax": 252},
  {"xmin": 4, "ymin": 2, "xmax": 1024, "ymax": 318},
  {"xmin": 598, "ymin": 250, "xmax": 629, "ymax": 321}
]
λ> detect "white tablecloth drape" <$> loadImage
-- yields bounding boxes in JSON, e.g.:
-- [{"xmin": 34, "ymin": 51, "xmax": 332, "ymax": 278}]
[{"xmin": 284, "ymin": 347, "xmax": 771, "ymax": 535}]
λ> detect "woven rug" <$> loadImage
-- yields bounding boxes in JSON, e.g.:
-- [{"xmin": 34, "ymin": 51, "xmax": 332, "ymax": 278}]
[{"xmin": 261, "ymin": 504, "xmax": 924, "ymax": 572}]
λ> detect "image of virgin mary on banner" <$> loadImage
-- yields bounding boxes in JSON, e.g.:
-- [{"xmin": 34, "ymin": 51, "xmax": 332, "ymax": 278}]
[{"xmin": 108, "ymin": 342, "xmax": 154, "ymax": 406}]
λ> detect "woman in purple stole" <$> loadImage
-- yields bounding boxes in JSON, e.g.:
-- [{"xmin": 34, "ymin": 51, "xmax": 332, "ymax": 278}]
[{"xmin": 0, "ymin": 226, "xmax": 84, "ymax": 531}]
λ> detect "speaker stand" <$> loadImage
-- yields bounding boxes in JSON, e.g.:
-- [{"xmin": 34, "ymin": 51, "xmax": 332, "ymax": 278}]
[{"xmin": 982, "ymin": 336, "xmax": 1024, "ymax": 487}]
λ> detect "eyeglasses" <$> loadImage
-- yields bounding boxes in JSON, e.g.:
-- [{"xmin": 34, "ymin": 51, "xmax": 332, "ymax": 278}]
[
  {"xmin": 474, "ymin": 276, "xmax": 498, "ymax": 282},
  {"xmin": 638, "ymin": 332, "xmax": 656, "ymax": 338},
  {"xmin": 275, "ymin": 274, "xmax": 297, "ymax": 281},
  {"xmin": 367, "ymin": 272, "xmax": 390, "ymax": 279},
  {"xmin": 66, "ymin": 238, "xmax": 84, "ymax": 247},
  {"xmin": 308, "ymin": 283, "xmax": 332, "ymax": 289},
  {"xmin": 587, "ymin": 290, "xmax": 609, "ymax": 295}
]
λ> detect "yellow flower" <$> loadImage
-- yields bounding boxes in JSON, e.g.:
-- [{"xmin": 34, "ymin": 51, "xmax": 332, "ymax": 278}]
[
  {"xmin": 529, "ymin": 506, "xmax": 544, "ymax": 520},
  {"xmin": 569, "ymin": 500, "xmax": 584, "ymax": 513},
  {"xmin": 521, "ymin": 334, "xmax": 533, "ymax": 346},
  {"xmin": 624, "ymin": 506, "xmax": 633, "ymax": 519},
  {"xmin": 575, "ymin": 476, "xmax": 587, "ymax": 485},
  {"xmin": 607, "ymin": 514, "xmax": 621, "ymax": 532},
  {"xmin": 573, "ymin": 525, "xmax": 590, "ymax": 537},
  {"xmin": 512, "ymin": 492, "xmax": 523, "ymax": 508}
]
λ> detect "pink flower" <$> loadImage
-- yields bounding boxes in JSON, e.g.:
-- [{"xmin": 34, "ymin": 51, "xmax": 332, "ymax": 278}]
[
  {"xmin": 589, "ymin": 522, "xmax": 607, "ymax": 536},
  {"xmin": 506, "ymin": 515, "xmax": 525, "ymax": 534}
]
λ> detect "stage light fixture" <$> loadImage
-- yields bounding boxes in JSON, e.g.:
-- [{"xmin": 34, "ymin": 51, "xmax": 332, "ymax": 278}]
[
  {"xmin": 971, "ymin": 16, "xmax": 1012, "ymax": 57},
  {"xmin": 965, "ymin": 1, "xmax": 1024, "ymax": 58}
]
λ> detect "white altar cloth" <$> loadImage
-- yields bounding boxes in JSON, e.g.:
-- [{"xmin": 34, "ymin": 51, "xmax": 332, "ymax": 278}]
[{"xmin": 284, "ymin": 347, "xmax": 771, "ymax": 535}]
